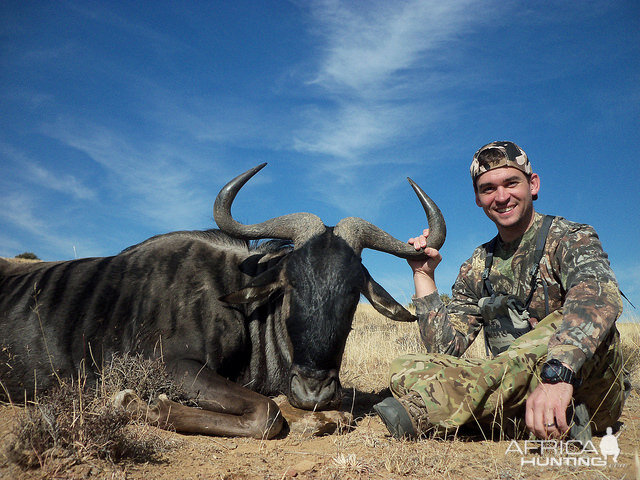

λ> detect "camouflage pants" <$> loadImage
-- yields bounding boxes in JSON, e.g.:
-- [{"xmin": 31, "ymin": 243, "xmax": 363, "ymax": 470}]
[{"xmin": 389, "ymin": 312, "xmax": 625, "ymax": 436}]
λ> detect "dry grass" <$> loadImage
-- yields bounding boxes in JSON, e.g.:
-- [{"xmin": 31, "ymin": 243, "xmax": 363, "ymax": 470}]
[
  {"xmin": 0, "ymin": 256, "xmax": 41, "ymax": 264},
  {"xmin": 340, "ymin": 303, "xmax": 488, "ymax": 393},
  {"xmin": 1, "ymin": 355, "xmax": 179, "ymax": 472},
  {"xmin": 2, "ymin": 303, "xmax": 639, "ymax": 479},
  {"xmin": 619, "ymin": 321, "xmax": 640, "ymax": 389}
]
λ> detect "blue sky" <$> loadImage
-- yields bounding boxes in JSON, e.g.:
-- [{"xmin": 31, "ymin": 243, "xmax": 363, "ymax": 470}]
[{"xmin": 1, "ymin": 1, "xmax": 639, "ymax": 319}]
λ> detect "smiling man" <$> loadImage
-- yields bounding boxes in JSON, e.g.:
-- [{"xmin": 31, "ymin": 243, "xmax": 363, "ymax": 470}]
[{"xmin": 375, "ymin": 141, "xmax": 627, "ymax": 443}]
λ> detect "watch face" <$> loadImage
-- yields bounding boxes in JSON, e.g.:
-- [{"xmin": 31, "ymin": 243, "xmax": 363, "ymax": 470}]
[{"xmin": 541, "ymin": 362, "xmax": 561, "ymax": 383}]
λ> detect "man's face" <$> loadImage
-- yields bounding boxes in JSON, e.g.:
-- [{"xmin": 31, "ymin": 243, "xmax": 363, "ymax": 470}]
[{"xmin": 474, "ymin": 167, "xmax": 540, "ymax": 241}]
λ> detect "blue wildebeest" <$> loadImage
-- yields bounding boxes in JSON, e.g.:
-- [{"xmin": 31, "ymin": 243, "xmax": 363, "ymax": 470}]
[{"xmin": 0, "ymin": 164, "xmax": 445, "ymax": 438}]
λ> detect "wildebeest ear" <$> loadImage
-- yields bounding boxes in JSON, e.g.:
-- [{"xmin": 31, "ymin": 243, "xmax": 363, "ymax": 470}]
[
  {"xmin": 360, "ymin": 267, "xmax": 416, "ymax": 322},
  {"xmin": 238, "ymin": 253, "xmax": 264, "ymax": 276},
  {"xmin": 220, "ymin": 266, "xmax": 284, "ymax": 304}
]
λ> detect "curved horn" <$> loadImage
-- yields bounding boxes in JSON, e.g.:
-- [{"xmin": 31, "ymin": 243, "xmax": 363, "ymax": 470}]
[
  {"xmin": 334, "ymin": 177, "xmax": 446, "ymax": 259},
  {"xmin": 214, "ymin": 163, "xmax": 325, "ymax": 245}
]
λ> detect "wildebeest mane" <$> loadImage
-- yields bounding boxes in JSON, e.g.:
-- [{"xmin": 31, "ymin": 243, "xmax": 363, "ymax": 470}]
[
  {"xmin": 120, "ymin": 229, "xmax": 293, "ymax": 256},
  {"xmin": 119, "ymin": 229, "xmax": 248, "ymax": 254}
]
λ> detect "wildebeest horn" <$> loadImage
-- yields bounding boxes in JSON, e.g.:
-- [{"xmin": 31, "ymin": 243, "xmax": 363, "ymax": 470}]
[
  {"xmin": 334, "ymin": 177, "xmax": 446, "ymax": 259},
  {"xmin": 214, "ymin": 163, "xmax": 326, "ymax": 245}
]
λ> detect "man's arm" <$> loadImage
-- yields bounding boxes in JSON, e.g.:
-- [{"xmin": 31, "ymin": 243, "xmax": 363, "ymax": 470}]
[
  {"xmin": 526, "ymin": 222, "xmax": 622, "ymax": 439},
  {"xmin": 408, "ymin": 228, "xmax": 441, "ymax": 297},
  {"xmin": 547, "ymin": 224, "xmax": 623, "ymax": 372},
  {"xmin": 408, "ymin": 229, "xmax": 484, "ymax": 356}
]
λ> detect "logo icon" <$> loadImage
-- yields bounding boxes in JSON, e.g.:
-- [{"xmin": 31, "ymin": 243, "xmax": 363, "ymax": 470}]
[{"xmin": 599, "ymin": 427, "xmax": 621, "ymax": 463}]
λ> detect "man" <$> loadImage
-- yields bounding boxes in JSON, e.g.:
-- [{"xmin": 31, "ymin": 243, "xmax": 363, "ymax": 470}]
[{"xmin": 375, "ymin": 141, "xmax": 626, "ymax": 441}]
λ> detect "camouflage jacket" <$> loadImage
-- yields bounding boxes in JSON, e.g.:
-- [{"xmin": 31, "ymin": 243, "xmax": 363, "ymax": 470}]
[{"xmin": 414, "ymin": 212, "xmax": 623, "ymax": 373}]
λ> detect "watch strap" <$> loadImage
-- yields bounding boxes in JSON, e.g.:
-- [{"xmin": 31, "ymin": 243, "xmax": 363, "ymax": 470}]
[{"xmin": 541, "ymin": 359, "xmax": 581, "ymax": 386}]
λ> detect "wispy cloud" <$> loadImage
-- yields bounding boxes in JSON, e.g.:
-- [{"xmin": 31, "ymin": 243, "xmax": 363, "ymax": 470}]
[
  {"xmin": 309, "ymin": 0, "xmax": 475, "ymax": 95},
  {"xmin": 41, "ymin": 118, "xmax": 216, "ymax": 230},
  {"xmin": 0, "ymin": 193, "xmax": 47, "ymax": 234},
  {"xmin": 287, "ymin": 0, "xmax": 486, "ymax": 216},
  {"xmin": 293, "ymin": 103, "xmax": 406, "ymax": 159},
  {"xmin": 0, "ymin": 192, "xmax": 81, "ymax": 257},
  {"xmin": 0, "ymin": 142, "xmax": 96, "ymax": 201},
  {"xmin": 293, "ymin": 0, "xmax": 481, "ymax": 161},
  {"xmin": 26, "ymin": 163, "xmax": 96, "ymax": 201}
]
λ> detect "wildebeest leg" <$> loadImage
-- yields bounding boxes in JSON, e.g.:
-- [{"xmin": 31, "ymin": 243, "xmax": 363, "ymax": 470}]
[
  {"xmin": 114, "ymin": 389, "xmax": 282, "ymax": 439},
  {"xmin": 139, "ymin": 358, "xmax": 284, "ymax": 438}
]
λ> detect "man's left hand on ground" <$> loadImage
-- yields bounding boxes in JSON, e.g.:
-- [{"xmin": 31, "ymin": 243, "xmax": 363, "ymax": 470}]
[{"xmin": 525, "ymin": 382, "xmax": 574, "ymax": 439}]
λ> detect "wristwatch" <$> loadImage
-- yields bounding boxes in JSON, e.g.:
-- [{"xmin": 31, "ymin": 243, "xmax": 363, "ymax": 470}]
[{"xmin": 540, "ymin": 359, "xmax": 581, "ymax": 386}]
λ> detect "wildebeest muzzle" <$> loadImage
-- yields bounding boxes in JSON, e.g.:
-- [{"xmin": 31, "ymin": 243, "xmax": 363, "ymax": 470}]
[{"xmin": 287, "ymin": 364, "xmax": 342, "ymax": 410}]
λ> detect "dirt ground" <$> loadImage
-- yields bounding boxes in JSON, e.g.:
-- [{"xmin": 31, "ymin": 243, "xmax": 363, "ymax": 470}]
[{"xmin": 1, "ymin": 387, "xmax": 639, "ymax": 480}]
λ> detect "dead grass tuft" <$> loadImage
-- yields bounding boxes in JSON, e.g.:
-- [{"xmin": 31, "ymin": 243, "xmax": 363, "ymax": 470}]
[
  {"xmin": 3, "ymin": 381, "xmax": 168, "ymax": 470},
  {"xmin": 618, "ymin": 322, "xmax": 640, "ymax": 390},
  {"xmin": 2, "ymin": 354, "xmax": 183, "ymax": 471},
  {"xmin": 100, "ymin": 353, "xmax": 196, "ymax": 406}
]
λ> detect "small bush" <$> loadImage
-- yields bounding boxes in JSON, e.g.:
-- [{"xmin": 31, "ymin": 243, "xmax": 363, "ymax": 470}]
[
  {"xmin": 4, "ymin": 381, "xmax": 166, "ymax": 469},
  {"xmin": 3, "ymin": 353, "xmax": 186, "ymax": 470},
  {"xmin": 100, "ymin": 353, "xmax": 197, "ymax": 406},
  {"xmin": 14, "ymin": 252, "xmax": 40, "ymax": 260}
]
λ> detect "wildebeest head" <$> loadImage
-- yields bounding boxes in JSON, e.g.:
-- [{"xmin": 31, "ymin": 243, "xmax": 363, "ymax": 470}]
[{"xmin": 215, "ymin": 164, "xmax": 446, "ymax": 410}]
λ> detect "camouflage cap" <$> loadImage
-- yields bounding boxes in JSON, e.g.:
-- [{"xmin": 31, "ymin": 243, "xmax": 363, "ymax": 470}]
[{"xmin": 470, "ymin": 141, "xmax": 532, "ymax": 181}]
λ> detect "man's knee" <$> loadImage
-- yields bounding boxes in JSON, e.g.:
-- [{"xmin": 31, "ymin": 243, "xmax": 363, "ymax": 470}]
[
  {"xmin": 388, "ymin": 354, "xmax": 436, "ymax": 396},
  {"xmin": 389, "ymin": 354, "xmax": 415, "ymax": 376}
]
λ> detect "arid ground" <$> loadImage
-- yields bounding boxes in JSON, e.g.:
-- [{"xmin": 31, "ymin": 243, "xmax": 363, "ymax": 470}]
[{"xmin": 1, "ymin": 296, "xmax": 639, "ymax": 480}]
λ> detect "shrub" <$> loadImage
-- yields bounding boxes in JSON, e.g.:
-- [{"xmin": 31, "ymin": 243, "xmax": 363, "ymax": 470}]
[
  {"xmin": 2, "ymin": 353, "xmax": 184, "ymax": 470},
  {"xmin": 14, "ymin": 252, "xmax": 40, "ymax": 260},
  {"xmin": 3, "ymin": 381, "xmax": 166, "ymax": 469},
  {"xmin": 100, "ymin": 353, "xmax": 197, "ymax": 406}
]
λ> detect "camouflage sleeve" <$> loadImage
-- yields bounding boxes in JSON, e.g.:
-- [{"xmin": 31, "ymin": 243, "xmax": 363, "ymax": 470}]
[
  {"xmin": 547, "ymin": 224, "xmax": 623, "ymax": 373},
  {"xmin": 415, "ymin": 255, "xmax": 485, "ymax": 356}
]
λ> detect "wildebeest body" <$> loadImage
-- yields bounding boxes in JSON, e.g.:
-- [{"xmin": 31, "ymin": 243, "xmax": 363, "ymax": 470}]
[
  {"xmin": 0, "ymin": 231, "xmax": 293, "ymax": 401},
  {"xmin": 0, "ymin": 164, "xmax": 446, "ymax": 438}
]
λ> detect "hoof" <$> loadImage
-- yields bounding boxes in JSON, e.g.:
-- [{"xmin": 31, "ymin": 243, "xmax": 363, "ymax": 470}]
[{"xmin": 112, "ymin": 389, "xmax": 141, "ymax": 410}]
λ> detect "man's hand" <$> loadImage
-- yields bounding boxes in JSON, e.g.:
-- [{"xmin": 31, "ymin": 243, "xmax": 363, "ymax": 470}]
[
  {"xmin": 408, "ymin": 228, "xmax": 443, "ymax": 275},
  {"xmin": 407, "ymin": 228, "xmax": 442, "ymax": 297},
  {"xmin": 525, "ymin": 382, "xmax": 574, "ymax": 439}
]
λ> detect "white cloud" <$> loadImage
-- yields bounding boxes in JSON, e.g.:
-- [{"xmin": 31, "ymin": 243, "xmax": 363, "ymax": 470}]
[
  {"xmin": 292, "ymin": 0, "xmax": 487, "ymax": 162},
  {"xmin": 293, "ymin": 103, "xmax": 404, "ymax": 159},
  {"xmin": 25, "ymin": 163, "xmax": 96, "ymax": 201},
  {"xmin": 290, "ymin": 0, "xmax": 487, "ymax": 213},
  {"xmin": 308, "ymin": 0, "xmax": 476, "ymax": 95},
  {"xmin": 40, "ymin": 118, "xmax": 217, "ymax": 231},
  {"xmin": 0, "ymin": 142, "xmax": 96, "ymax": 201},
  {"xmin": 0, "ymin": 192, "xmax": 78, "ymax": 256}
]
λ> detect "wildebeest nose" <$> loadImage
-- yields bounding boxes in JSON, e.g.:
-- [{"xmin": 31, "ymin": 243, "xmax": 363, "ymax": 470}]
[{"xmin": 288, "ymin": 365, "xmax": 341, "ymax": 410}]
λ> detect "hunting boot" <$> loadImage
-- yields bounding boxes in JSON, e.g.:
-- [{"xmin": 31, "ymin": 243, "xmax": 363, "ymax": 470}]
[
  {"xmin": 374, "ymin": 392, "xmax": 430, "ymax": 439},
  {"xmin": 567, "ymin": 402, "xmax": 592, "ymax": 446}
]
